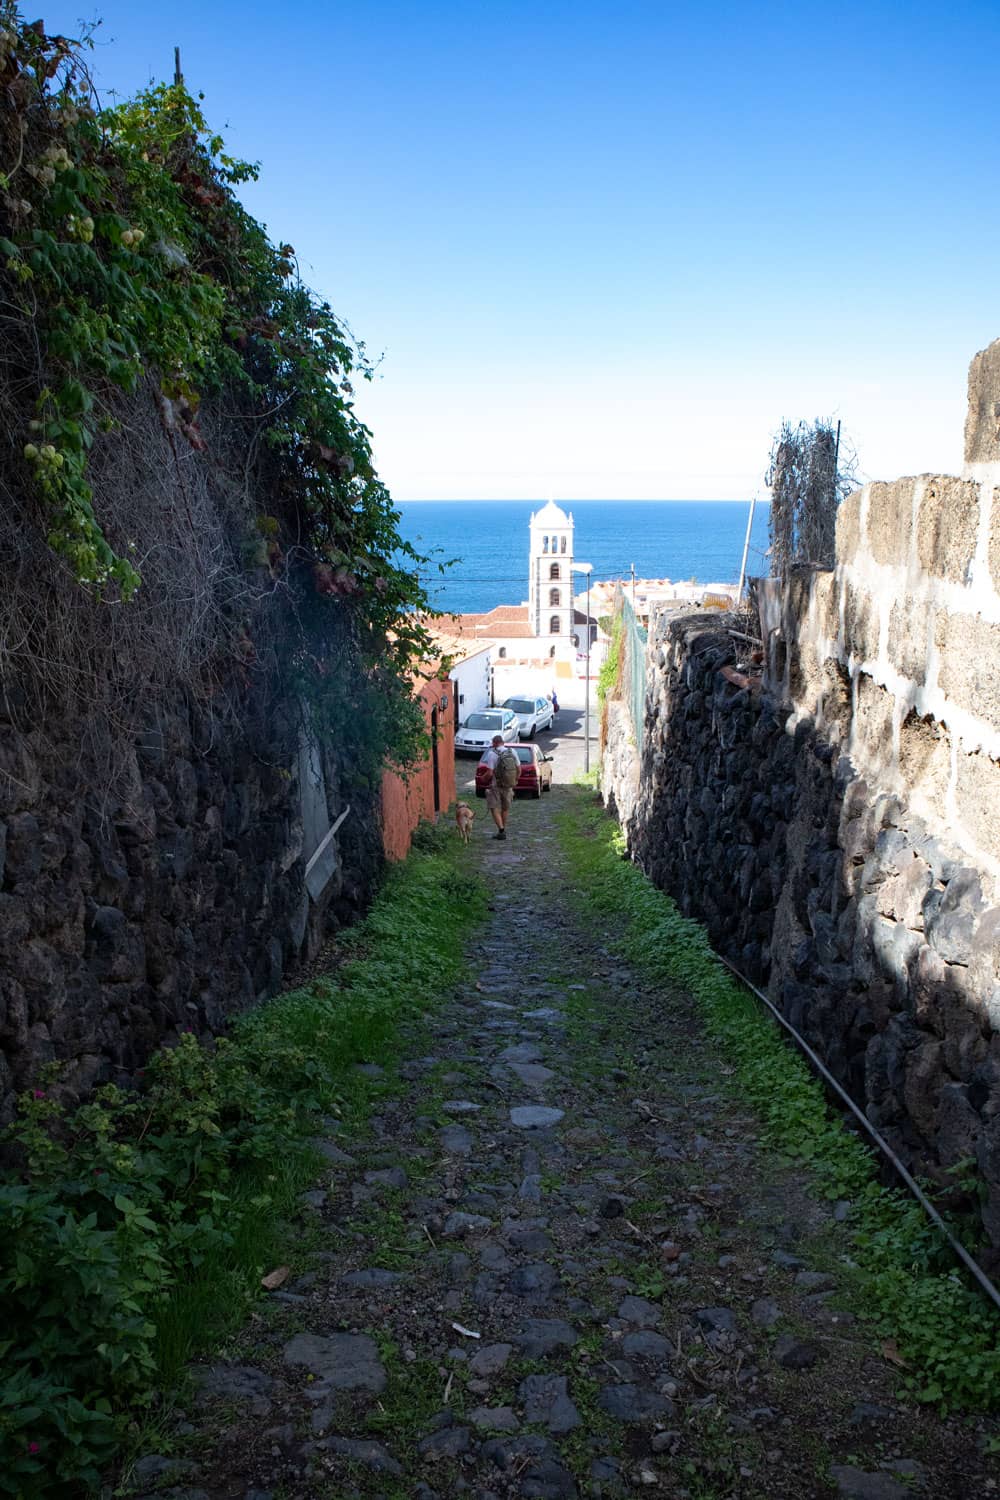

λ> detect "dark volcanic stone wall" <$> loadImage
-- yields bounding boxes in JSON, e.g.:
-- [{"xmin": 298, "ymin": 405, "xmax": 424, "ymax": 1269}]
[
  {"xmin": 610, "ymin": 611, "xmax": 1000, "ymax": 1254},
  {"xmin": 0, "ymin": 696, "xmax": 381, "ymax": 1121},
  {"xmin": 624, "ymin": 617, "xmax": 794, "ymax": 987}
]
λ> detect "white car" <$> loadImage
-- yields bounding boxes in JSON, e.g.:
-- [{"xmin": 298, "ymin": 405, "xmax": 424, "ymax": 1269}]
[
  {"xmin": 454, "ymin": 707, "xmax": 520, "ymax": 755},
  {"xmin": 501, "ymin": 695, "xmax": 554, "ymax": 739}
]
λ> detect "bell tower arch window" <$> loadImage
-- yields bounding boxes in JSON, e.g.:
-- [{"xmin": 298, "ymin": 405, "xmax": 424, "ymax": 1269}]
[
  {"xmin": 549, "ymin": 615, "xmax": 560, "ymax": 634},
  {"xmin": 549, "ymin": 563, "xmax": 560, "ymax": 580},
  {"xmin": 549, "ymin": 588, "xmax": 560, "ymax": 606}
]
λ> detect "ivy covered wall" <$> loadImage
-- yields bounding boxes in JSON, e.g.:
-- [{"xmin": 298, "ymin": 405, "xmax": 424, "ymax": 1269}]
[{"xmin": 0, "ymin": 13, "xmax": 437, "ymax": 1112}]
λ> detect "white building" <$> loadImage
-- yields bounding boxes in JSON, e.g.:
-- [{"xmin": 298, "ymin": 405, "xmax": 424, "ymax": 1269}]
[
  {"xmin": 422, "ymin": 501, "xmax": 598, "ymax": 712},
  {"xmin": 527, "ymin": 499, "xmax": 576, "ymax": 653},
  {"xmin": 448, "ymin": 642, "xmax": 492, "ymax": 718}
]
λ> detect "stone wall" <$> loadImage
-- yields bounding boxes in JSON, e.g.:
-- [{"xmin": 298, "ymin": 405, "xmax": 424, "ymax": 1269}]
[
  {"xmin": 0, "ymin": 364, "xmax": 445, "ymax": 1120},
  {"xmin": 603, "ymin": 338, "xmax": 1000, "ymax": 1252},
  {"xmin": 599, "ymin": 605, "xmax": 643, "ymax": 830},
  {"xmin": 763, "ymin": 469, "xmax": 1000, "ymax": 887},
  {"xmin": 0, "ymin": 688, "xmax": 385, "ymax": 1123},
  {"xmin": 600, "ymin": 698, "xmax": 642, "ymax": 830},
  {"xmin": 608, "ymin": 614, "xmax": 796, "ymax": 990}
]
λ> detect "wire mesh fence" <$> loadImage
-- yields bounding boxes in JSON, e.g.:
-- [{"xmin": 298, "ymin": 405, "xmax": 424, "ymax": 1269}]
[{"xmin": 621, "ymin": 595, "xmax": 648, "ymax": 750}]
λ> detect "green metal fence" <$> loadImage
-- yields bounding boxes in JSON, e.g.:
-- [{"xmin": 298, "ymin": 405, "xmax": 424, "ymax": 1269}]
[{"xmin": 621, "ymin": 595, "xmax": 648, "ymax": 749}]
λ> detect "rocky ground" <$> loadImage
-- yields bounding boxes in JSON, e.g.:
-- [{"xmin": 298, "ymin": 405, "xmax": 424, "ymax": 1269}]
[{"xmin": 129, "ymin": 784, "xmax": 998, "ymax": 1500}]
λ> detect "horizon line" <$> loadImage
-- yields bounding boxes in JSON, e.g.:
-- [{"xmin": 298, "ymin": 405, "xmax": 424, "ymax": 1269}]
[{"xmin": 389, "ymin": 504, "xmax": 767, "ymax": 510}]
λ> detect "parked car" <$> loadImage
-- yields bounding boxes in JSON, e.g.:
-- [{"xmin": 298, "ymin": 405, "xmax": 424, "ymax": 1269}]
[
  {"xmin": 501, "ymin": 695, "xmax": 554, "ymax": 739},
  {"xmin": 475, "ymin": 743, "xmax": 553, "ymax": 799},
  {"xmin": 454, "ymin": 707, "xmax": 519, "ymax": 755}
]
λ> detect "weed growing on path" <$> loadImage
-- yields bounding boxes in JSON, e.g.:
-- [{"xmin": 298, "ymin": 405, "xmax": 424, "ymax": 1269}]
[
  {"xmin": 0, "ymin": 841, "xmax": 487, "ymax": 1495},
  {"xmin": 557, "ymin": 791, "xmax": 1000, "ymax": 1412},
  {"xmin": 367, "ymin": 1336, "xmax": 461, "ymax": 1449}
]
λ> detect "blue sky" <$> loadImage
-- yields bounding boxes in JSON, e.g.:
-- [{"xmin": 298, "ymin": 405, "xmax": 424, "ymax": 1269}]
[{"xmin": 45, "ymin": 0, "xmax": 1000, "ymax": 498}]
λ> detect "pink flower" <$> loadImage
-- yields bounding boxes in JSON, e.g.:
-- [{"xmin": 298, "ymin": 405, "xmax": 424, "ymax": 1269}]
[
  {"xmin": 28, "ymin": 1442, "xmax": 40, "ymax": 1454},
  {"xmin": 32, "ymin": 1090, "xmax": 45, "ymax": 1099}
]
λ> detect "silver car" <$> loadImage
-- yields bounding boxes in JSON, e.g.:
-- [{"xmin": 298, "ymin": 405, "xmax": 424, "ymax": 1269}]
[
  {"xmin": 501, "ymin": 695, "xmax": 554, "ymax": 739},
  {"xmin": 454, "ymin": 707, "xmax": 520, "ymax": 755}
]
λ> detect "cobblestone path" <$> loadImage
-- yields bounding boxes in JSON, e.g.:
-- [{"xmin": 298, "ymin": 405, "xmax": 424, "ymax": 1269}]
[{"xmin": 140, "ymin": 787, "xmax": 996, "ymax": 1500}]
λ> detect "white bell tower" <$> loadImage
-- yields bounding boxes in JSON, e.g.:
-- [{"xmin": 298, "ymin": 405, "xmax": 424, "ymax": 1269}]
[{"xmin": 528, "ymin": 500, "xmax": 575, "ymax": 648}]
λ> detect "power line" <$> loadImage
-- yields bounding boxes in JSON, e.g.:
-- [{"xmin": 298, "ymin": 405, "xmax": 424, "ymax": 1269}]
[{"xmin": 413, "ymin": 571, "xmax": 753, "ymax": 585}]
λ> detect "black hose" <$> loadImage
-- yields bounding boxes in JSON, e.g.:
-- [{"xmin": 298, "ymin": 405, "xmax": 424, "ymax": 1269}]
[{"xmin": 714, "ymin": 951, "xmax": 1000, "ymax": 1317}]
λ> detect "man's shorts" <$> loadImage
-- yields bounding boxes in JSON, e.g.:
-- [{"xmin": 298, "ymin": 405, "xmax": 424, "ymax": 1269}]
[{"xmin": 485, "ymin": 782, "xmax": 513, "ymax": 812}]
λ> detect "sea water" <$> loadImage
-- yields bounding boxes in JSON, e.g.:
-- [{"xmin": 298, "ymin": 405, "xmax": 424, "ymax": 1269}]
[{"xmin": 396, "ymin": 499, "xmax": 770, "ymax": 616}]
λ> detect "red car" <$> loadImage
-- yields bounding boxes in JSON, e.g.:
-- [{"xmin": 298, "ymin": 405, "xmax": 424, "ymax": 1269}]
[{"xmin": 475, "ymin": 743, "xmax": 554, "ymax": 799}]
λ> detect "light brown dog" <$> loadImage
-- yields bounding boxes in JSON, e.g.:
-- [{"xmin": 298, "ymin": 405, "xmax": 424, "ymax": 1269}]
[{"xmin": 455, "ymin": 800, "xmax": 475, "ymax": 844}]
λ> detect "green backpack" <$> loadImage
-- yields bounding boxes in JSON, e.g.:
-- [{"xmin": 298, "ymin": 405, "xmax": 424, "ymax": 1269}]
[{"xmin": 495, "ymin": 746, "xmax": 521, "ymax": 789}]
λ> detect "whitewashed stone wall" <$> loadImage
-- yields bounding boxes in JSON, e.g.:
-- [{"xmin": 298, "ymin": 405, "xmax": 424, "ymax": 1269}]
[
  {"xmin": 763, "ymin": 346, "xmax": 1000, "ymax": 890},
  {"xmin": 605, "ymin": 338, "xmax": 1000, "ymax": 1253}
]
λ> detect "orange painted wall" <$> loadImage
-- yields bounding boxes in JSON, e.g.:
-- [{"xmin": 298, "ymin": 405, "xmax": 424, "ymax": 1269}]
[{"xmin": 380, "ymin": 677, "xmax": 456, "ymax": 861}]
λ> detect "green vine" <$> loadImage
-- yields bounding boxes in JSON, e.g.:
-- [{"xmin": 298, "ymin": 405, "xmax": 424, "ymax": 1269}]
[
  {"xmin": 596, "ymin": 609, "xmax": 624, "ymax": 708},
  {"xmin": 0, "ymin": 8, "xmax": 436, "ymax": 766}
]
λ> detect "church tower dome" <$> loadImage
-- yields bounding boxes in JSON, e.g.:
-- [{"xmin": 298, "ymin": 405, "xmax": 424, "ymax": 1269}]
[{"xmin": 528, "ymin": 500, "xmax": 575, "ymax": 645}]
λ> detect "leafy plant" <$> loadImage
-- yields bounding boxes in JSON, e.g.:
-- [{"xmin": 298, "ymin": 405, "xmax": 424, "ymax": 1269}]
[
  {"xmin": 0, "ymin": 10, "xmax": 439, "ymax": 782},
  {"xmin": 630, "ymin": 1261, "xmax": 667, "ymax": 1299},
  {"xmin": 0, "ymin": 835, "xmax": 488, "ymax": 1494},
  {"xmin": 596, "ymin": 609, "xmax": 624, "ymax": 709}
]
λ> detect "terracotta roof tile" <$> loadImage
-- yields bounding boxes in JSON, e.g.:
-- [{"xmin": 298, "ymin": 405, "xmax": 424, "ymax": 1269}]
[
  {"xmin": 433, "ymin": 603, "xmax": 532, "ymax": 640},
  {"xmin": 486, "ymin": 621, "xmax": 535, "ymax": 638},
  {"xmin": 484, "ymin": 605, "xmax": 530, "ymax": 622}
]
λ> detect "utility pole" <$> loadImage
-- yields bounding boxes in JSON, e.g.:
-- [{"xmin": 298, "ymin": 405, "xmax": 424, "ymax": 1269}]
[
  {"xmin": 737, "ymin": 494, "xmax": 757, "ymax": 605},
  {"xmin": 584, "ymin": 570, "xmax": 592, "ymax": 773},
  {"xmin": 174, "ymin": 47, "xmax": 183, "ymax": 86},
  {"xmin": 572, "ymin": 563, "xmax": 593, "ymax": 773}
]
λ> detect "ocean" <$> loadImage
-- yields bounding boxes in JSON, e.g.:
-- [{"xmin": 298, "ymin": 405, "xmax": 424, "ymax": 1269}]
[{"xmin": 395, "ymin": 499, "xmax": 770, "ymax": 616}]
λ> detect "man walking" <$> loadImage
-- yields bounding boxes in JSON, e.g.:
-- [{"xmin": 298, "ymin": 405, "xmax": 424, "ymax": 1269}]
[{"xmin": 479, "ymin": 734, "xmax": 514, "ymax": 841}]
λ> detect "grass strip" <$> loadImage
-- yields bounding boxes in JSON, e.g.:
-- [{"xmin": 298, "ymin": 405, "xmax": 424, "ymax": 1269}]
[
  {"xmin": 0, "ymin": 821, "xmax": 487, "ymax": 1497},
  {"xmin": 557, "ymin": 790, "xmax": 1000, "ymax": 1412}
]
